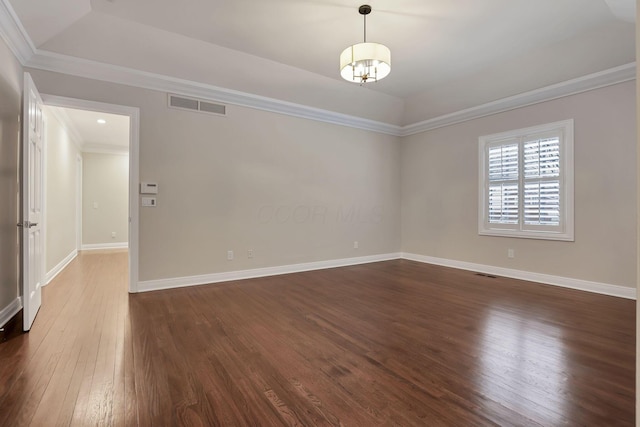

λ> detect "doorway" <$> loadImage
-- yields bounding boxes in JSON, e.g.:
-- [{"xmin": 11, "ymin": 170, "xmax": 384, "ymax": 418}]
[{"xmin": 42, "ymin": 95, "xmax": 140, "ymax": 293}]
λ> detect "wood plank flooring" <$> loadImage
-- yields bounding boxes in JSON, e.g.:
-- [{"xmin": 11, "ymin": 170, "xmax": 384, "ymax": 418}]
[{"xmin": 0, "ymin": 250, "xmax": 635, "ymax": 426}]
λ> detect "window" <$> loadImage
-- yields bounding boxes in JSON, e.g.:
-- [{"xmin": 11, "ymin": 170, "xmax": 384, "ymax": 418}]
[{"xmin": 478, "ymin": 120, "xmax": 574, "ymax": 241}]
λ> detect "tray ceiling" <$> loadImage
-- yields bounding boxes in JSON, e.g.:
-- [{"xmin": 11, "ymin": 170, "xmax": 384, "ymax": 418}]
[{"xmin": 7, "ymin": 0, "xmax": 636, "ymax": 124}]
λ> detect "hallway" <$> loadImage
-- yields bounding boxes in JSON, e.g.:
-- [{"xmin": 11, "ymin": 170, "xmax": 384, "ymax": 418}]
[{"xmin": 0, "ymin": 250, "xmax": 133, "ymax": 425}]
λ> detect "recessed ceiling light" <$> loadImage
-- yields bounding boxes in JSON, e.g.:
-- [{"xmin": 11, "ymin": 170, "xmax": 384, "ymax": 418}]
[{"xmin": 97, "ymin": 119, "xmax": 106, "ymax": 124}]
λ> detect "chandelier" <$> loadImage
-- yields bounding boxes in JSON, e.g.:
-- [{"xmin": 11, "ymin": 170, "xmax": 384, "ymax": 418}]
[{"xmin": 339, "ymin": 5, "xmax": 391, "ymax": 84}]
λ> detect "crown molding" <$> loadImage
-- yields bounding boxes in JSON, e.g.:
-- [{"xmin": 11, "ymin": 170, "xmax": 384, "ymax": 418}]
[
  {"xmin": 28, "ymin": 50, "xmax": 634, "ymax": 138},
  {"xmin": 27, "ymin": 50, "xmax": 403, "ymax": 136},
  {"xmin": 27, "ymin": 49, "xmax": 636, "ymax": 138},
  {"xmin": 0, "ymin": 0, "xmax": 634, "ymax": 138},
  {"xmin": 0, "ymin": 0, "xmax": 35, "ymax": 63},
  {"xmin": 401, "ymin": 63, "xmax": 636, "ymax": 136}
]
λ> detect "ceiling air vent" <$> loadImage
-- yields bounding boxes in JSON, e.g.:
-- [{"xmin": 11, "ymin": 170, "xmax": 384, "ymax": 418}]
[{"xmin": 168, "ymin": 94, "xmax": 226, "ymax": 117}]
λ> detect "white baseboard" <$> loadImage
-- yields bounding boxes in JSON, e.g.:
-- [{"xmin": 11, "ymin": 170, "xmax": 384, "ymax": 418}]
[
  {"xmin": 136, "ymin": 250, "xmax": 635, "ymax": 300},
  {"xmin": 81, "ymin": 242, "xmax": 128, "ymax": 251},
  {"xmin": 401, "ymin": 252, "xmax": 636, "ymax": 300},
  {"xmin": 138, "ymin": 252, "xmax": 402, "ymax": 293},
  {"xmin": 45, "ymin": 249, "xmax": 77, "ymax": 285},
  {"xmin": 0, "ymin": 297, "xmax": 22, "ymax": 329}
]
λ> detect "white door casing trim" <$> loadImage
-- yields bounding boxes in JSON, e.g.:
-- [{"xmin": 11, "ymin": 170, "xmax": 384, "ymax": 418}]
[
  {"xmin": 41, "ymin": 112, "xmax": 47, "ymax": 286},
  {"xmin": 76, "ymin": 154, "xmax": 82, "ymax": 251}
]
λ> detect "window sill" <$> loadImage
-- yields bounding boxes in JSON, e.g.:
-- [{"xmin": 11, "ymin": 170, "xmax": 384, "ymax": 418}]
[{"xmin": 479, "ymin": 229, "xmax": 574, "ymax": 242}]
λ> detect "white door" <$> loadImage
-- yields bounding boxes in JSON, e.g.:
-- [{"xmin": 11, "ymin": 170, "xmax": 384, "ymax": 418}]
[{"xmin": 21, "ymin": 72, "xmax": 44, "ymax": 331}]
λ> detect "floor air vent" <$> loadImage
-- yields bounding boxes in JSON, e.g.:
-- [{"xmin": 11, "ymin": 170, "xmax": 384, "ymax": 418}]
[
  {"xmin": 168, "ymin": 94, "xmax": 226, "ymax": 116},
  {"xmin": 475, "ymin": 272, "xmax": 498, "ymax": 279}
]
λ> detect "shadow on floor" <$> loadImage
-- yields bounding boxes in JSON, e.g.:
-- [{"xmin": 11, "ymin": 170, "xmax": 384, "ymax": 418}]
[{"xmin": 1, "ymin": 310, "xmax": 25, "ymax": 343}]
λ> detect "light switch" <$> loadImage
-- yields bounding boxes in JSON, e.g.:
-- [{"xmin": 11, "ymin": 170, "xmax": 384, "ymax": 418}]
[
  {"xmin": 141, "ymin": 197, "xmax": 157, "ymax": 207},
  {"xmin": 93, "ymin": 202, "xmax": 98, "ymax": 209}
]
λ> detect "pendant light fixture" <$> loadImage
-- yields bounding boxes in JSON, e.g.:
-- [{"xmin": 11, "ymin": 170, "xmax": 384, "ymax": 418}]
[{"xmin": 340, "ymin": 5, "xmax": 391, "ymax": 84}]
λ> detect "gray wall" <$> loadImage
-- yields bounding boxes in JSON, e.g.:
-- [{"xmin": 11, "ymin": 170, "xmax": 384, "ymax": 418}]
[
  {"xmin": 44, "ymin": 109, "xmax": 80, "ymax": 272},
  {"xmin": 401, "ymin": 81, "xmax": 637, "ymax": 288},
  {"xmin": 0, "ymin": 38, "xmax": 23, "ymax": 319},
  {"xmin": 82, "ymin": 152, "xmax": 129, "ymax": 246},
  {"xmin": 24, "ymin": 71, "xmax": 636, "ymax": 289},
  {"xmin": 27, "ymin": 69, "xmax": 402, "ymax": 282}
]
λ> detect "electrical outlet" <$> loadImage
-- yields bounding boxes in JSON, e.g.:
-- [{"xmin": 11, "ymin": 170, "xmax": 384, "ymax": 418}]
[
  {"xmin": 508, "ymin": 249, "xmax": 515, "ymax": 258},
  {"xmin": 248, "ymin": 249, "xmax": 253, "ymax": 259},
  {"xmin": 111, "ymin": 231, "xmax": 116, "ymax": 239},
  {"xmin": 354, "ymin": 241, "xmax": 359, "ymax": 249},
  {"xmin": 227, "ymin": 250, "xmax": 234, "ymax": 260}
]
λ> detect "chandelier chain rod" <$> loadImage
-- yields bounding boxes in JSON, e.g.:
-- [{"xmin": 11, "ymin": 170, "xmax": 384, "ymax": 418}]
[{"xmin": 363, "ymin": 13, "xmax": 367, "ymax": 43}]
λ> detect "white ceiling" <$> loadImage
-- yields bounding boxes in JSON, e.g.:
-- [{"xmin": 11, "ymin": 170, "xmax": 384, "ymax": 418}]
[
  {"xmin": 48, "ymin": 106, "xmax": 130, "ymax": 153},
  {"xmin": 8, "ymin": 0, "xmax": 636, "ymax": 124},
  {"xmin": 87, "ymin": 0, "xmax": 634, "ymax": 98}
]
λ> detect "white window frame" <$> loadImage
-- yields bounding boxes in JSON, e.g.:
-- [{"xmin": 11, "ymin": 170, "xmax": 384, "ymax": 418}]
[{"xmin": 478, "ymin": 119, "xmax": 574, "ymax": 241}]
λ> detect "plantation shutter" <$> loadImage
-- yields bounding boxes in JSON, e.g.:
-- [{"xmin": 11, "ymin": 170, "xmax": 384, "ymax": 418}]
[
  {"xmin": 487, "ymin": 143, "xmax": 519, "ymax": 225},
  {"xmin": 523, "ymin": 137, "xmax": 560, "ymax": 227}
]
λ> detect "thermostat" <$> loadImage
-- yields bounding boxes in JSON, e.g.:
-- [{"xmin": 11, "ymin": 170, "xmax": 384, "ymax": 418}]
[{"xmin": 140, "ymin": 182, "xmax": 158, "ymax": 194}]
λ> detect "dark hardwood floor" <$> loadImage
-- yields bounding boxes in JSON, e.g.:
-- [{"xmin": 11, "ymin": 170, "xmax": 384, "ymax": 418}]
[{"xmin": 0, "ymin": 250, "xmax": 635, "ymax": 426}]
